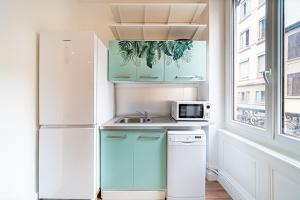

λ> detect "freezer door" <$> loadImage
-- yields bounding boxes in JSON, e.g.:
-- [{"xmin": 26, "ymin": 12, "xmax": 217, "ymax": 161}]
[
  {"xmin": 39, "ymin": 128, "xmax": 96, "ymax": 199},
  {"xmin": 39, "ymin": 32, "xmax": 96, "ymax": 125}
]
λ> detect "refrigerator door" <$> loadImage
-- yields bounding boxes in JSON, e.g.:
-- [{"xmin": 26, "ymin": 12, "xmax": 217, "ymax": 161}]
[
  {"xmin": 39, "ymin": 32, "xmax": 96, "ymax": 125},
  {"xmin": 39, "ymin": 128, "xmax": 96, "ymax": 199}
]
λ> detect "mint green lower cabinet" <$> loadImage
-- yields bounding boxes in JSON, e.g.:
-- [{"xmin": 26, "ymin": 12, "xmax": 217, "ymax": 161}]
[
  {"xmin": 108, "ymin": 41, "xmax": 137, "ymax": 81},
  {"xmin": 133, "ymin": 131, "xmax": 167, "ymax": 189},
  {"xmin": 164, "ymin": 41, "xmax": 207, "ymax": 82},
  {"xmin": 100, "ymin": 130, "xmax": 167, "ymax": 190},
  {"xmin": 101, "ymin": 131, "xmax": 134, "ymax": 189}
]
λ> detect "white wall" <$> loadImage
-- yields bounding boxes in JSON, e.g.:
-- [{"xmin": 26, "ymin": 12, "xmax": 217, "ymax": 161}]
[
  {"xmin": 218, "ymin": 129, "xmax": 300, "ymax": 200},
  {"xmin": 0, "ymin": 0, "xmax": 114, "ymax": 199},
  {"xmin": 206, "ymin": 0, "xmax": 225, "ymax": 170},
  {"xmin": 115, "ymin": 84, "xmax": 198, "ymax": 116},
  {"xmin": 0, "ymin": 1, "xmax": 76, "ymax": 199}
]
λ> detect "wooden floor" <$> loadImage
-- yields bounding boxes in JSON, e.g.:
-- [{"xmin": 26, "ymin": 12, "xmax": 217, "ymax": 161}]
[
  {"xmin": 97, "ymin": 180, "xmax": 232, "ymax": 200},
  {"xmin": 206, "ymin": 181, "xmax": 232, "ymax": 200}
]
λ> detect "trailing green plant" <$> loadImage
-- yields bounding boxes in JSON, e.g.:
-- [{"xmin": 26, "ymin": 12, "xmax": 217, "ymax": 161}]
[{"xmin": 118, "ymin": 40, "xmax": 193, "ymax": 68}]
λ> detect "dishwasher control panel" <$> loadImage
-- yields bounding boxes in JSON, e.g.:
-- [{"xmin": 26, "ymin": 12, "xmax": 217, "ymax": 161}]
[
  {"xmin": 167, "ymin": 130, "xmax": 206, "ymax": 145},
  {"xmin": 168, "ymin": 134, "xmax": 204, "ymax": 142}
]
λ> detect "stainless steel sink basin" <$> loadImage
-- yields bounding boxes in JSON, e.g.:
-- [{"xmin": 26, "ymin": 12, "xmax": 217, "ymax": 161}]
[
  {"xmin": 117, "ymin": 117, "xmax": 152, "ymax": 123},
  {"xmin": 115, "ymin": 116, "xmax": 176, "ymax": 124}
]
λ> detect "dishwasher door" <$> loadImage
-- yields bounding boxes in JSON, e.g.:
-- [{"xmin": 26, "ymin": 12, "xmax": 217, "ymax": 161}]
[{"xmin": 167, "ymin": 130, "xmax": 206, "ymax": 200}]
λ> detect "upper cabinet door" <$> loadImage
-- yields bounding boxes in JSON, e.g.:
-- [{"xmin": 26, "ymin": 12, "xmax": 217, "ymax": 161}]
[
  {"xmin": 164, "ymin": 41, "xmax": 207, "ymax": 82},
  {"xmin": 136, "ymin": 41, "xmax": 164, "ymax": 82},
  {"xmin": 39, "ymin": 32, "xmax": 96, "ymax": 125},
  {"xmin": 108, "ymin": 41, "xmax": 137, "ymax": 81}
]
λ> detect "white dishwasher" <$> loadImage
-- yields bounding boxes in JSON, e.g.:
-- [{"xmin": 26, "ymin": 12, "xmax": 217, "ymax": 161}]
[{"xmin": 167, "ymin": 130, "xmax": 206, "ymax": 200}]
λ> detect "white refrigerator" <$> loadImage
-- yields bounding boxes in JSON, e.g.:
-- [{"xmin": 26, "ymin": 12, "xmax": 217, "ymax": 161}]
[{"xmin": 39, "ymin": 32, "xmax": 114, "ymax": 199}]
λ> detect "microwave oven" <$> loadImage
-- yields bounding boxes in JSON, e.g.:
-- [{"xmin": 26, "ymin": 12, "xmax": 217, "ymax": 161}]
[{"xmin": 171, "ymin": 101, "xmax": 210, "ymax": 121}]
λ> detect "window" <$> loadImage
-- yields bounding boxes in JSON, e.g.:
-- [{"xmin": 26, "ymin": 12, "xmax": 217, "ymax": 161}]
[
  {"xmin": 258, "ymin": 18, "xmax": 265, "ymax": 41},
  {"xmin": 287, "ymin": 73, "xmax": 300, "ymax": 96},
  {"xmin": 229, "ymin": 0, "xmax": 300, "ymax": 155},
  {"xmin": 240, "ymin": 29, "xmax": 250, "ymax": 49},
  {"xmin": 238, "ymin": 91, "xmax": 250, "ymax": 103},
  {"xmin": 233, "ymin": 0, "xmax": 266, "ymax": 129},
  {"xmin": 287, "ymin": 31, "xmax": 300, "ymax": 60},
  {"xmin": 256, "ymin": 91, "xmax": 265, "ymax": 103},
  {"xmin": 239, "ymin": 60, "xmax": 249, "ymax": 79},
  {"xmin": 282, "ymin": 0, "xmax": 300, "ymax": 138},
  {"xmin": 258, "ymin": 54, "xmax": 265, "ymax": 76},
  {"xmin": 240, "ymin": 0, "xmax": 250, "ymax": 20}
]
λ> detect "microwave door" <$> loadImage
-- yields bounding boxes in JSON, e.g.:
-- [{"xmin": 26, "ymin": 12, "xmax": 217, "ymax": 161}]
[{"xmin": 179, "ymin": 104, "xmax": 203, "ymax": 118}]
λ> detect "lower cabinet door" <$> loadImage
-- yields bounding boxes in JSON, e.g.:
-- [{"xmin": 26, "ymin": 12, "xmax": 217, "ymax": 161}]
[
  {"xmin": 101, "ymin": 131, "xmax": 134, "ymax": 189},
  {"xmin": 133, "ymin": 131, "xmax": 167, "ymax": 190}
]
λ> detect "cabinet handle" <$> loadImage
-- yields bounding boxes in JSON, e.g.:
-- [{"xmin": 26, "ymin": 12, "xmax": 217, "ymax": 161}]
[
  {"xmin": 139, "ymin": 76, "xmax": 159, "ymax": 79},
  {"xmin": 106, "ymin": 135, "xmax": 127, "ymax": 139},
  {"xmin": 175, "ymin": 75, "xmax": 202, "ymax": 79},
  {"xmin": 113, "ymin": 75, "xmax": 130, "ymax": 79},
  {"xmin": 175, "ymin": 75, "xmax": 195, "ymax": 79},
  {"xmin": 138, "ymin": 136, "xmax": 160, "ymax": 140}
]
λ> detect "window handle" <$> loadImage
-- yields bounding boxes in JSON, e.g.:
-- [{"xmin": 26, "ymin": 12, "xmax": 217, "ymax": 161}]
[{"xmin": 263, "ymin": 68, "xmax": 272, "ymax": 85}]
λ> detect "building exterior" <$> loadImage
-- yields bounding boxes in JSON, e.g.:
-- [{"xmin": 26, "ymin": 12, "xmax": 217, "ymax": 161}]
[
  {"xmin": 234, "ymin": 0, "xmax": 266, "ymax": 128},
  {"xmin": 284, "ymin": 22, "xmax": 300, "ymax": 136}
]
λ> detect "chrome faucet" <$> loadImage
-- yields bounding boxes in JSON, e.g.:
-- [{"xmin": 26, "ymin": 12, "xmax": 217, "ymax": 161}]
[{"xmin": 136, "ymin": 111, "xmax": 151, "ymax": 121}]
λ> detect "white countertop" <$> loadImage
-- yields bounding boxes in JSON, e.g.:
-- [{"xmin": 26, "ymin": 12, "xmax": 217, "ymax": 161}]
[{"xmin": 101, "ymin": 116, "xmax": 210, "ymax": 130}]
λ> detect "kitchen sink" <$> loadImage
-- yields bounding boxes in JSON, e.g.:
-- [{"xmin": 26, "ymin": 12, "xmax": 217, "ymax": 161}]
[
  {"xmin": 115, "ymin": 116, "xmax": 176, "ymax": 124},
  {"xmin": 117, "ymin": 117, "xmax": 152, "ymax": 123}
]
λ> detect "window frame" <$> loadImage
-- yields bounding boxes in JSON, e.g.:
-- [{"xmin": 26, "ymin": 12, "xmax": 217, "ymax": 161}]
[
  {"xmin": 258, "ymin": 17, "xmax": 266, "ymax": 41},
  {"xmin": 239, "ymin": 59, "xmax": 250, "ymax": 79},
  {"xmin": 257, "ymin": 52, "xmax": 266, "ymax": 77},
  {"xmin": 240, "ymin": 28, "xmax": 250, "ymax": 49},
  {"xmin": 240, "ymin": 0, "xmax": 250, "ymax": 21},
  {"xmin": 225, "ymin": 0, "xmax": 273, "ymax": 139},
  {"xmin": 225, "ymin": 0, "xmax": 300, "ymax": 157}
]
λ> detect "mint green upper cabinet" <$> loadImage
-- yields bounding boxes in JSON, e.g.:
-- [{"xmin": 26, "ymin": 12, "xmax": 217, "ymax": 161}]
[
  {"xmin": 101, "ymin": 131, "xmax": 134, "ymax": 189},
  {"xmin": 164, "ymin": 41, "xmax": 207, "ymax": 82},
  {"xmin": 108, "ymin": 40, "xmax": 207, "ymax": 82},
  {"xmin": 108, "ymin": 41, "xmax": 137, "ymax": 81},
  {"xmin": 136, "ymin": 41, "xmax": 164, "ymax": 82},
  {"xmin": 133, "ymin": 131, "xmax": 166, "ymax": 190}
]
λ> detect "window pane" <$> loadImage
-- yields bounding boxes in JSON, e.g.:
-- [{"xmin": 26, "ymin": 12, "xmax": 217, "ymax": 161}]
[
  {"xmin": 240, "ymin": 0, "xmax": 250, "ymax": 20},
  {"xmin": 283, "ymin": 0, "xmax": 300, "ymax": 138},
  {"xmin": 258, "ymin": 54, "xmax": 265, "ymax": 74},
  {"xmin": 259, "ymin": 18, "xmax": 265, "ymax": 40},
  {"xmin": 233, "ymin": 0, "xmax": 266, "ymax": 128},
  {"xmin": 239, "ymin": 60, "xmax": 249, "ymax": 79}
]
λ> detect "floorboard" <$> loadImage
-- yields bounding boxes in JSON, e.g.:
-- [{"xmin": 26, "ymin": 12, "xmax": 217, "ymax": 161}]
[
  {"xmin": 206, "ymin": 181, "xmax": 232, "ymax": 200},
  {"xmin": 97, "ymin": 180, "xmax": 232, "ymax": 200}
]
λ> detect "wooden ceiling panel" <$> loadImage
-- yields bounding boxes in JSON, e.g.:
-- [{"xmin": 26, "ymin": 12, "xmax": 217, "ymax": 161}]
[
  {"xmin": 108, "ymin": 3, "xmax": 208, "ymax": 40},
  {"xmin": 118, "ymin": 4, "xmax": 145, "ymax": 23},
  {"xmin": 115, "ymin": 26, "xmax": 144, "ymax": 40},
  {"xmin": 144, "ymin": 4, "xmax": 170, "ymax": 23},
  {"xmin": 143, "ymin": 26, "xmax": 169, "ymax": 40},
  {"xmin": 167, "ymin": 25, "xmax": 197, "ymax": 40},
  {"xmin": 168, "ymin": 4, "xmax": 198, "ymax": 23}
]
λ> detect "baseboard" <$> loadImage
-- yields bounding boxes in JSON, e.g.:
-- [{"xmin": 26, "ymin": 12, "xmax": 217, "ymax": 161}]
[
  {"xmin": 218, "ymin": 171, "xmax": 252, "ymax": 200},
  {"xmin": 206, "ymin": 171, "xmax": 218, "ymax": 181},
  {"xmin": 101, "ymin": 190, "xmax": 166, "ymax": 200}
]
